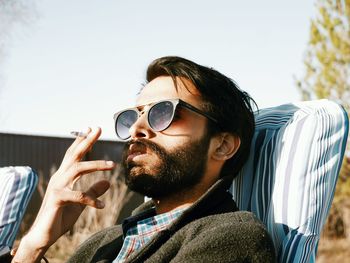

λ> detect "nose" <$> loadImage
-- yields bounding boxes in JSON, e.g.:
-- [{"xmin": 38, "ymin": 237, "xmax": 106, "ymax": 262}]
[{"xmin": 129, "ymin": 112, "xmax": 154, "ymax": 139}]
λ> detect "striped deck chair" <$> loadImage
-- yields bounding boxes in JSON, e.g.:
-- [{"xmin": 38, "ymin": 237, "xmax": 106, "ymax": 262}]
[
  {"xmin": 0, "ymin": 166, "xmax": 38, "ymax": 255},
  {"xmin": 230, "ymin": 99, "xmax": 349, "ymax": 262}
]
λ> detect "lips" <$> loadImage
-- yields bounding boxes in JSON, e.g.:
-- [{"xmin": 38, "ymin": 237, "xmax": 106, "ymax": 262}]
[{"xmin": 127, "ymin": 142, "xmax": 147, "ymax": 162}]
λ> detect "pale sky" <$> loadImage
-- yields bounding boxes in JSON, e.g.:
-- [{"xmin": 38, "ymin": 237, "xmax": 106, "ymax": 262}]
[{"xmin": 0, "ymin": 0, "xmax": 315, "ymax": 140}]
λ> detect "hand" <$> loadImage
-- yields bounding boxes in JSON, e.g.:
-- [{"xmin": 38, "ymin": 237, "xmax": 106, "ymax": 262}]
[{"xmin": 13, "ymin": 127, "xmax": 116, "ymax": 262}]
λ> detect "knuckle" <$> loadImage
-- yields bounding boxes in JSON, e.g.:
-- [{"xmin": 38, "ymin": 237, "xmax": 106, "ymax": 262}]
[
  {"xmin": 66, "ymin": 146, "xmax": 73, "ymax": 154},
  {"xmin": 71, "ymin": 151, "xmax": 82, "ymax": 161},
  {"xmin": 72, "ymin": 162, "xmax": 81, "ymax": 174},
  {"xmin": 74, "ymin": 191, "xmax": 87, "ymax": 203},
  {"xmin": 96, "ymin": 161, "xmax": 104, "ymax": 170}
]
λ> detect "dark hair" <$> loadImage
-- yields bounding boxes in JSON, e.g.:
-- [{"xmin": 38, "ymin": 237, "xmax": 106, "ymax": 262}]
[{"xmin": 146, "ymin": 56, "xmax": 256, "ymax": 178}]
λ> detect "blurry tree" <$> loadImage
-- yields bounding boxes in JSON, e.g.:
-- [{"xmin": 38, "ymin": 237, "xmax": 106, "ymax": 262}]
[
  {"xmin": 296, "ymin": 0, "xmax": 349, "ymax": 112},
  {"xmin": 296, "ymin": 0, "xmax": 349, "ymax": 160},
  {"xmin": 297, "ymin": 0, "xmax": 350, "ymax": 240}
]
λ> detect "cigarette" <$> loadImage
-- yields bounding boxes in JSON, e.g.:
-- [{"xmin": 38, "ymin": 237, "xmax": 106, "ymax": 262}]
[{"xmin": 71, "ymin": 131, "xmax": 88, "ymax": 137}]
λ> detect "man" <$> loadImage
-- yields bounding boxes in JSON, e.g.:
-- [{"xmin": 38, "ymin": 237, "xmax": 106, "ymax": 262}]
[{"xmin": 11, "ymin": 56, "xmax": 276, "ymax": 262}]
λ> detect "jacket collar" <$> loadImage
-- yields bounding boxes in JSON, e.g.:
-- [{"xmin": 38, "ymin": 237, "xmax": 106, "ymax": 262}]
[{"xmin": 131, "ymin": 175, "xmax": 236, "ymax": 219}]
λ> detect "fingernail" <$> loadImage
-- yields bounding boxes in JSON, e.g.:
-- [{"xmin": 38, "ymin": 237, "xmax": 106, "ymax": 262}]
[
  {"xmin": 106, "ymin": 161, "xmax": 115, "ymax": 166},
  {"xmin": 97, "ymin": 200, "xmax": 105, "ymax": 208}
]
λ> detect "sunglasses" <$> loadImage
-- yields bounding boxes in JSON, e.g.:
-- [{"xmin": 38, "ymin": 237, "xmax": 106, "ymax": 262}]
[{"xmin": 113, "ymin": 98, "xmax": 218, "ymax": 140}]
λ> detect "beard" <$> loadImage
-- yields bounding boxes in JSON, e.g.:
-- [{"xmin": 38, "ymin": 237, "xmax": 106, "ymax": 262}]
[{"xmin": 121, "ymin": 133, "xmax": 211, "ymax": 199}]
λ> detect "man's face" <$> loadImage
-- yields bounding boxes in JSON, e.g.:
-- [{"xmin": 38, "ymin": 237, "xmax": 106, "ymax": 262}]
[
  {"xmin": 121, "ymin": 133, "xmax": 211, "ymax": 198},
  {"xmin": 120, "ymin": 76, "xmax": 213, "ymax": 198}
]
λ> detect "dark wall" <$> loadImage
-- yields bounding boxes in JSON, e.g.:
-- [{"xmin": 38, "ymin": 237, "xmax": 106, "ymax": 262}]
[
  {"xmin": 0, "ymin": 133, "xmax": 143, "ymax": 232},
  {"xmin": 0, "ymin": 133, "xmax": 124, "ymax": 178}
]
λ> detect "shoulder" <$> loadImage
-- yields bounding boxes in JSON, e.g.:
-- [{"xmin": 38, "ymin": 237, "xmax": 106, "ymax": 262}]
[
  {"xmin": 169, "ymin": 211, "xmax": 276, "ymax": 262},
  {"xmin": 183, "ymin": 211, "xmax": 266, "ymax": 230},
  {"xmin": 184, "ymin": 211, "xmax": 270, "ymax": 238}
]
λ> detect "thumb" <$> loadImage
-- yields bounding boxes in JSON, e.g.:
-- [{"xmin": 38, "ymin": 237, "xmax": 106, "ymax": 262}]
[
  {"xmin": 85, "ymin": 179, "xmax": 111, "ymax": 208},
  {"xmin": 59, "ymin": 180, "xmax": 110, "ymax": 209}
]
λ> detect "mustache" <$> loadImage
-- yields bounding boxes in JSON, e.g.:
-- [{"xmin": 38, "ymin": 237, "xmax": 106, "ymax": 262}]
[{"xmin": 123, "ymin": 138, "xmax": 167, "ymax": 158}]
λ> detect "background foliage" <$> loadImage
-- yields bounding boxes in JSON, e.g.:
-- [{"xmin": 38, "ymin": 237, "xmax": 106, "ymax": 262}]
[
  {"xmin": 296, "ymin": 0, "xmax": 350, "ymax": 260},
  {"xmin": 296, "ymin": 0, "xmax": 349, "ymax": 111},
  {"xmin": 297, "ymin": 0, "xmax": 349, "ymax": 202}
]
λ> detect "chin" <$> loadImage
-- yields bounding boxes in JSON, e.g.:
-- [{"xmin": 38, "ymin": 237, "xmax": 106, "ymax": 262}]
[
  {"xmin": 129, "ymin": 164, "xmax": 156, "ymax": 176},
  {"xmin": 125, "ymin": 173, "xmax": 162, "ymax": 198}
]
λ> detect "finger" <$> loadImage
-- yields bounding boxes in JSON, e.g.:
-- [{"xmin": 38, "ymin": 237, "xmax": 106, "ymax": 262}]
[
  {"xmin": 68, "ymin": 127, "xmax": 92, "ymax": 152},
  {"xmin": 59, "ymin": 189, "xmax": 106, "ymax": 209},
  {"xmin": 68, "ymin": 160, "xmax": 116, "ymax": 181},
  {"xmin": 85, "ymin": 180, "xmax": 111, "ymax": 209},
  {"xmin": 70, "ymin": 127, "xmax": 102, "ymax": 160},
  {"xmin": 85, "ymin": 180, "xmax": 110, "ymax": 199},
  {"xmin": 53, "ymin": 160, "xmax": 115, "ymax": 189},
  {"xmin": 62, "ymin": 128, "xmax": 92, "ymax": 164},
  {"xmin": 11, "ymin": 248, "xmax": 17, "ymax": 256}
]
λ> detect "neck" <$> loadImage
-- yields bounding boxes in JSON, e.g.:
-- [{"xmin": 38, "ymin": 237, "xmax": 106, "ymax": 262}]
[
  {"xmin": 153, "ymin": 179, "xmax": 215, "ymax": 214},
  {"xmin": 153, "ymin": 194, "xmax": 195, "ymax": 215}
]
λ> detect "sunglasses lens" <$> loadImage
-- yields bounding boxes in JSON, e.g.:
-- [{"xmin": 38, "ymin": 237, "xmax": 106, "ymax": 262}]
[
  {"xmin": 116, "ymin": 110, "xmax": 138, "ymax": 139},
  {"xmin": 149, "ymin": 101, "xmax": 175, "ymax": 131}
]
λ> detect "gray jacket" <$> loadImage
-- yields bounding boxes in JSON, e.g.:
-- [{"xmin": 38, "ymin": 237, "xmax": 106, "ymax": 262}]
[{"xmin": 67, "ymin": 177, "xmax": 276, "ymax": 263}]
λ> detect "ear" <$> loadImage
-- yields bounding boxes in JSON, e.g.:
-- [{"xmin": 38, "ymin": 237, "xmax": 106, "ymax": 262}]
[{"xmin": 211, "ymin": 133, "xmax": 241, "ymax": 161}]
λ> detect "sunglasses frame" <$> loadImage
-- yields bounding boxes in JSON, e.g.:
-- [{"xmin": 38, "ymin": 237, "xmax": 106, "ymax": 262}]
[{"xmin": 113, "ymin": 98, "xmax": 218, "ymax": 140}]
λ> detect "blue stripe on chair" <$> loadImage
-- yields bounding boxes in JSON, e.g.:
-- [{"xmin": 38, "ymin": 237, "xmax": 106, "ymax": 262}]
[
  {"xmin": 1, "ymin": 172, "xmax": 20, "ymax": 226},
  {"xmin": 0, "ymin": 167, "xmax": 38, "ymax": 249},
  {"xmin": 231, "ymin": 100, "xmax": 349, "ymax": 263}
]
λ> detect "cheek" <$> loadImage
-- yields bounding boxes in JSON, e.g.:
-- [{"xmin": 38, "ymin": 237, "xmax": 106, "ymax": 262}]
[
  {"xmin": 155, "ymin": 136, "xmax": 188, "ymax": 151},
  {"xmin": 160, "ymin": 116, "xmax": 207, "ymax": 140}
]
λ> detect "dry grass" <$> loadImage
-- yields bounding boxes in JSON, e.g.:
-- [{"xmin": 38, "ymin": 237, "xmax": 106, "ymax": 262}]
[
  {"xmin": 316, "ymin": 199, "xmax": 350, "ymax": 262},
  {"xmin": 44, "ymin": 168, "xmax": 132, "ymax": 262},
  {"xmin": 316, "ymin": 159, "xmax": 350, "ymax": 262},
  {"xmin": 317, "ymin": 238, "xmax": 350, "ymax": 263}
]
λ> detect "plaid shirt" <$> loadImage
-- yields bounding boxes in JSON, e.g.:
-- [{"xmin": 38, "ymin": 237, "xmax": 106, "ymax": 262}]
[{"xmin": 113, "ymin": 205, "xmax": 189, "ymax": 263}]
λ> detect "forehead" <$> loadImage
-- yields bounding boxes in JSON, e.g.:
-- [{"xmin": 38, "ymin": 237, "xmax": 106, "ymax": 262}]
[{"xmin": 136, "ymin": 76, "xmax": 201, "ymax": 107}]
